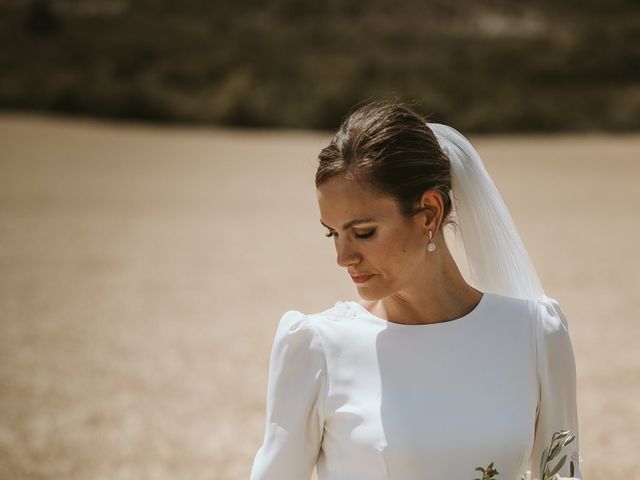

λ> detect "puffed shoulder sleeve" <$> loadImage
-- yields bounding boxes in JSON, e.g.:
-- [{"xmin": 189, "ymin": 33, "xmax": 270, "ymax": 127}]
[
  {"xmin": 527, "ymin": 295, "xmax": 584, "ymax": 479},
  {"xmin": 250, "ymin": 310, "xmax": 327, "ymax": 480}
]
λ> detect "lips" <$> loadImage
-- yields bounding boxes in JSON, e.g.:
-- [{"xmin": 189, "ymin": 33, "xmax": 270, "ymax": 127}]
[{"xmin": 350, "ymin": 273, "xmax": 375, "ymax": 283}]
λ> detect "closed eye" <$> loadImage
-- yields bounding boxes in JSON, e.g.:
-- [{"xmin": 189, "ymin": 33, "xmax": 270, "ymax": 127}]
[
  {"xmin": 324, "ymin": 229, "xmax": 376, "ymax": 240},
  {"xmin": 355, "ymin": 229, "xmax": 376, "ymax": 239}
]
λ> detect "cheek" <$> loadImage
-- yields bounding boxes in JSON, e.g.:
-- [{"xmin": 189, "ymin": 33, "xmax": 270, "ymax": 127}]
[
  {"xmin": 371, "ymin": 230, "xmax": 423, "ymax": 271},
  {"xmin": 393, "ymin": 223, "xmax": 423, "ymax": 252}
]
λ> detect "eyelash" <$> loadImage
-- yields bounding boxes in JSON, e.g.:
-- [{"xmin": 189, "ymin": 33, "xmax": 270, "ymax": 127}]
[{"xmin": 324, "ymin": 229, "xmax": 376, "ymax": 240}]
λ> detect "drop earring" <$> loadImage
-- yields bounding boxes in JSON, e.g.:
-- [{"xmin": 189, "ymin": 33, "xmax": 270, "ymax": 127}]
[{"xmin": 426, "ymin": 230, "xmax": 436, "ymax": 252}]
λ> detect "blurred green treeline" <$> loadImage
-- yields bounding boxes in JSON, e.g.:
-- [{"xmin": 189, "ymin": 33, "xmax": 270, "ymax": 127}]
[{"xmin": 0, "ymin": 0, "xmax": 638, "ymax": 132}]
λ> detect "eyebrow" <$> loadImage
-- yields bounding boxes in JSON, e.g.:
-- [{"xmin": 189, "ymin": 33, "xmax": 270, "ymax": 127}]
[{"xmin": 320, "ymin": 216, "xmax": 377, "ymax": 231}]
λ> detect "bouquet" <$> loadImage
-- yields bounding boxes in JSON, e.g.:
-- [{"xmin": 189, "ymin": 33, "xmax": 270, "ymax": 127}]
[{"xmin": 473, "ymin": 430, "xmax": 578, "ymax": 480}]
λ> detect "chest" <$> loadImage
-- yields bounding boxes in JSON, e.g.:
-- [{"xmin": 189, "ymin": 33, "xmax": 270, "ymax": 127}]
[{"xmin": 317, "ymin": 320, "xmax": 538, "ymax": 479}]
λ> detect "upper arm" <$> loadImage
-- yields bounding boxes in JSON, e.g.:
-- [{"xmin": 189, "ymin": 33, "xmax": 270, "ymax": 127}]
[{"xmin": 250, "ymin": 310, "xmax": 327, "ymax": 480}]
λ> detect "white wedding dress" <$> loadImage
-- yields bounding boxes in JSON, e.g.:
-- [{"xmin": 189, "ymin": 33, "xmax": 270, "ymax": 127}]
[{"xmin": 250, "ymin": 291, "xmax": 583, "ymax": 479}]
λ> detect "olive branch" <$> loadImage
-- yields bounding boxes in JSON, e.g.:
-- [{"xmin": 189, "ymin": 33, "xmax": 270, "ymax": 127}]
[
  {"xmin": 472, "ymin": 429, "xmax": 577, "ymax": 480},
  {"xmin": 537, "ymin": 430, "xmax": 577, "ymax": 480}
]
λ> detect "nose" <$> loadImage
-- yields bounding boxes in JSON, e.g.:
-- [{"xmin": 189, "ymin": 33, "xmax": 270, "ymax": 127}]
[{"xmin": 336, "ymin": 239, "xmax": 360, "ymax": 268}]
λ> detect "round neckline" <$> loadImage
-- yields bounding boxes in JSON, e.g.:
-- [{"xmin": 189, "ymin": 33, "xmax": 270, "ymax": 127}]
[{"xmin": 346, "ymin": 291, "xmax": 492, "ymax": 328}]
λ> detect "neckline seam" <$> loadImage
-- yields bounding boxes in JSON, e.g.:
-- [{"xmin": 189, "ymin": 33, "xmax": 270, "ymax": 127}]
[{"xmin": 345, "ymin": 292, "xmax": 491, "ymax": 327}]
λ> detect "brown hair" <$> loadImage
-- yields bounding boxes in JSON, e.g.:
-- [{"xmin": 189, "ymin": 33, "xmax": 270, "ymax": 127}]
[{"xmin": 316, "ymin": 100, "xmax": 456, "ymax": 232}]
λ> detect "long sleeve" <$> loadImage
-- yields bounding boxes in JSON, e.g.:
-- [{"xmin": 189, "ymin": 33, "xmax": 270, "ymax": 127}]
[
  {"xmin": 527, "ymin": 295, "xmax": 584, "ymax": 479},
  {"xmin": 250, "ymin": 310, "xmax": 327, "ymax": 480}
]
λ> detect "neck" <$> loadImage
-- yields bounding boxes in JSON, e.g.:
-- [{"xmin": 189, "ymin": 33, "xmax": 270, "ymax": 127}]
[{"xmin": 363, "ymin": 239, "xmax": 482, "ymax": 325}]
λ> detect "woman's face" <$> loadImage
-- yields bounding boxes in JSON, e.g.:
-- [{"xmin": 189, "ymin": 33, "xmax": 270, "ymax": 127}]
[{"xmin": 316, "ymin": 175, "xmax": 431, "ymax": 301}]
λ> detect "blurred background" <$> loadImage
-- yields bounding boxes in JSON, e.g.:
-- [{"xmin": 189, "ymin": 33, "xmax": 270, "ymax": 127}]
[
  {"xmin": 1, "ymin": 0, "xmax": 639, "ymax": 131},
  {"xmin": 0, "ymin": 1, "xmax": 639, "ymax": 479}
]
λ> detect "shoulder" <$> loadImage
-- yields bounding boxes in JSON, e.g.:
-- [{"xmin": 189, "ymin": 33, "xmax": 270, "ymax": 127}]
[
  {"xmin": 273, "ymin": 301, "xmax": 346, "ymax": 346},
  {"xmin": 527, "ymin": 295, "xmax": 571, "ymax": 350},
  {"xmin": 273, "ymin": 310, "xmax": 319, "ymax": 347},
  {"xmin": 273, "ymin": 301, "xmax": 352, "ymax": 348},
  {"xmin": 489, "ymin": 292, "xmax": 568, "ymax": 329},
  {"xmin": 277, "ymin": 301, "xmax": 350, "ymax": 330},
  {"xmin": 536, "ymin": 295, "xmax": 570, "ymax": 332},
  {"xmin": 268, "ymin": 311, "xmax": 327, "ymax": 378},
  {"xmin": 483, "ymin": 291, "xmax": 540, "ymax": 328},
  {"xmin": 488, "ymin": 293, "xmax": 575, "ymax": 374},
  {"xmin": 529, "ymin": 295, "xmax": 576, "ymax": 374}
]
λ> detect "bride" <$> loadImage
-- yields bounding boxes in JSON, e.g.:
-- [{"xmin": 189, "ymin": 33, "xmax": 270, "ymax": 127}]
[{"xmin": 250, "ymin": 101, "xmax": 583, "ymax": 479}]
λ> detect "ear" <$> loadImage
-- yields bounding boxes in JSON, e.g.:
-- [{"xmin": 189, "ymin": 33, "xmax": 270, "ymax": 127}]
[{"xmin": 418, "ymin": 190, "xmax": 444, "ymax": 234}]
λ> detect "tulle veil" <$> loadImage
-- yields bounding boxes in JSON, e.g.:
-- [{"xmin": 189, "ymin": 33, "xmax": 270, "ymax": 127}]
[{"xmin": 427, "ymin": 122, "xmax": 546, "ymax": 302}]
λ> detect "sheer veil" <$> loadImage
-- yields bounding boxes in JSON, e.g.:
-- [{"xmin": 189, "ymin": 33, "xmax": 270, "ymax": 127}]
[{"xmin": 427, "ymin": 122, "xmax": 546, "ymax": 302}]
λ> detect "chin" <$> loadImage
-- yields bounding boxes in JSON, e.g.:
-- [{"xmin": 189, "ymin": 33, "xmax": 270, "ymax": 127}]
[{"xmin": 356, "ymin": 286, "xmax": 385, "ymax": 302}]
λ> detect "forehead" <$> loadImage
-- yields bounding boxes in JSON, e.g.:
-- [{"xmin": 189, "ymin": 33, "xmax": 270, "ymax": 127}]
[{"xmin": 316, "ymin": 176, "xmax": 399, "ymax": 221}]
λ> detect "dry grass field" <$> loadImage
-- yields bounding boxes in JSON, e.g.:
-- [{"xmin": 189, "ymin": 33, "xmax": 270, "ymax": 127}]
[{"xmin": 0, "ymin": 113, "xmax": 638, "ymax": 479}]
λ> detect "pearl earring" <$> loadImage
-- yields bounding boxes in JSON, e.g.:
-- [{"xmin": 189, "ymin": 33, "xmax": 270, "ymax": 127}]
[{"xmin": 427, "ymin": 230, "xmax": 436, "ymax": 252}]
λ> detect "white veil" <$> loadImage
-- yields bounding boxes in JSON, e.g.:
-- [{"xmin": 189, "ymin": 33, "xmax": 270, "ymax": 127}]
[{"xmin": 427, "ymin": 122, "xmax": 546, "ymax": 302}]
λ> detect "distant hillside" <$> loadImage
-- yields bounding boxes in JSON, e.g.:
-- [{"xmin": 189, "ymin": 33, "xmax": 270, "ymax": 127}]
[{"xmin": 0, "ymin": 0, "xmax": 638, "ymax": 131}]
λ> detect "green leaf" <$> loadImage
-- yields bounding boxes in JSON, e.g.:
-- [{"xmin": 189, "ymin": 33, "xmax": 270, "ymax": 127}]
[
  {"xmin": 549, "ymin": 455, "xmax": 567, "ymax": 477},
  {"xmin": 548, "ymin": 442, "xmax": 562, "ymax": 460},
  {"xmin": 562, "ymin": 434, "xmax": 575, "ymax": 447},
  {"xmin": 540, "ymin": 447, "xmax": 549, "ymax": 477}
]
